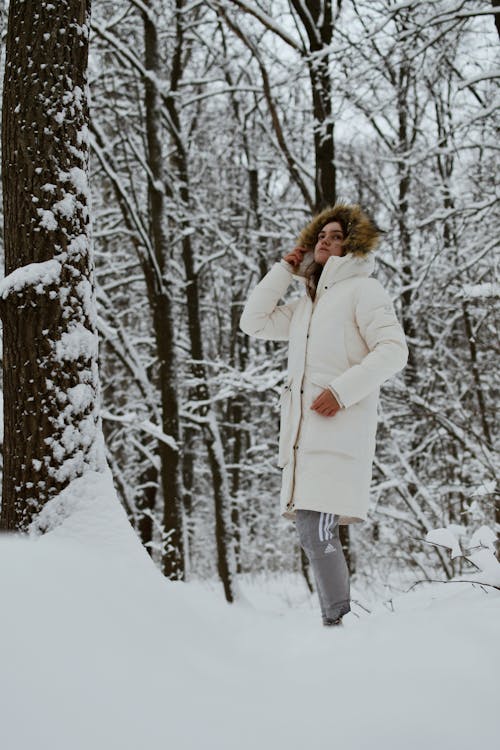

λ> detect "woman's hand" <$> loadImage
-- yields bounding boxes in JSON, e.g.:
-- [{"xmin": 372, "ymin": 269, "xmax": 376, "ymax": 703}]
[
  {"xmin": 311, "ymin": 389, "xmax": 341, "ymax": 417},
  {"xmin": 283, "ymin": 246, "xmax": 308, "ymax": 268}
]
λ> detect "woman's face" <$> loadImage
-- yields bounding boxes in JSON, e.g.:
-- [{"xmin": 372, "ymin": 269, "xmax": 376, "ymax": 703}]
[{"xmin": 313, "ymin": 221, "xmax": 344, "ymax": 265}]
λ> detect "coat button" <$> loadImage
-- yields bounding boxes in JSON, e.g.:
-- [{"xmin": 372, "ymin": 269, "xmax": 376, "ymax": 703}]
[{"xmin": 324, "ymin": 285, "xmax": 328, "ymax": 289}]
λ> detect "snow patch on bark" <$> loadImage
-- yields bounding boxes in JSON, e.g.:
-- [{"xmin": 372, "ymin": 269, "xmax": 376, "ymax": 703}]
[
  {"xmin": 67, "ymin": 383, "xmax": 94, "ymax": 411},
  {"xmin": 37, "ymin": 208, "xmax": 58, "ymax": 230},
  {"xmin": 0, "ymin": 259, "xmax": 62, "ymax": 298},
  {"xmin": 54, "ymin": 322, "xmax": 98, "ymax": 361},
  {"xmin": 75, "ymin": 278, "xmax": 95, "ymax": 321},
  {"xmin": 67, "ymin": 166, "xmax": 88, "ymax": 195},
  {"xmin": 52, "ymin": 193, "xmax": 76, "ymax": 219}
]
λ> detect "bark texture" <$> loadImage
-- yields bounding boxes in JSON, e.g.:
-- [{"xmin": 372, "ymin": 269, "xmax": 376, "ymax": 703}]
[
  {"xmin": 1, "ymin": 0, "xmax": 102, "ymax": 530},
  {"xmin": 142, "ymin": 0, "xmax": 184, "ymax": 579},
  {"xmin": 290, "ymin": 0, "xmax": 336, "ymax": 210},
  {"xmin": 166, "ymin": 0, "xmax": 236, "ymax": 601}
]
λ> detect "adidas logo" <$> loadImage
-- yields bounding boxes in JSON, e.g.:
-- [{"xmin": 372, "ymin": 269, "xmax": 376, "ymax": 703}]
[{"xmin": 324, "ymin": 544, "xmax": 336, "ymax": 554}]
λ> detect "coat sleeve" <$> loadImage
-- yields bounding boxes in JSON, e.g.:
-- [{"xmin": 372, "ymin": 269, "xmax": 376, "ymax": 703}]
[
  {"xmin": 329, "ymin": 278, "xmax": 408, "ymax": 407},
  {"xmin": 239, "ymin": 262, "xmax": 301, "ymax": 341}
]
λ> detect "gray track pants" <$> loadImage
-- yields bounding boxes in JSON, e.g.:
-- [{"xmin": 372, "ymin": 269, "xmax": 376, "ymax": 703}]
[{"xmin": 296, "ymin": 510, "xmax": 351, "ymax": 623}]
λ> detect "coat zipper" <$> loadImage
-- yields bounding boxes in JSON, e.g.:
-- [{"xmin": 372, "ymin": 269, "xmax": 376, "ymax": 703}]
[{"xmin": 286, "ymin": 302, "xmax": 314, "ymax": 512}]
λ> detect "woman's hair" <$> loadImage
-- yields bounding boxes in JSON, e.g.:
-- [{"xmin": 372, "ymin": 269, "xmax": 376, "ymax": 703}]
[
  {"xmin": 296, "ymin": 203, "xmax": 381, "ymax": 301},
  {"xmin": 304, "ymin": 261, "xmax": 323, "ymax": 301}
]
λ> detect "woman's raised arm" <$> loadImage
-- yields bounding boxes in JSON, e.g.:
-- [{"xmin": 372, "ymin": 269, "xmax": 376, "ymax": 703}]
[{"xmin": 239, "ymin": 262, "xmax": 301, "ymax": 341}]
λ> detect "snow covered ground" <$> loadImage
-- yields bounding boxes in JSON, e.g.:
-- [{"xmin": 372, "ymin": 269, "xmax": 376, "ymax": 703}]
[{"xmin": 1, "ymin": 472, "xmax": 498, "ymax": 750}]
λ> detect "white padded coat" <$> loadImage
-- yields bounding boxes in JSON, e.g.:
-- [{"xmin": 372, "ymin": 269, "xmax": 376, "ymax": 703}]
[{"xmin": 240, "ymin": 253, "xmax": 408, "ymax": 524}]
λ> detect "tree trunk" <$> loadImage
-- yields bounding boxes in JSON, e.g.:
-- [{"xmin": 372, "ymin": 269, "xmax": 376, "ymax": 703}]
[
  {"xmin": 89, "ymin": 122, "xmax": 183, "ymax": 572},
  {"xmin": 290, "ymin": 0, "xmax": 336, "ymax": 209},
  {"xmin": 0, "ymin": 0, "xmax": 105, "ymax": 530},
  {"xmin": 142, "ymin": 0, "xmax": 185, "ymax": 579},
  {"xmin": 135, "ymin": 462, "xmax": 158, "ymax": 556},
  {"xmin": 165, "ymin": 0, "xmax": 236, "ymax": 602},
  {"xmin": 396, "ymin": 64, "xmax": 418, "ymax": 389}
]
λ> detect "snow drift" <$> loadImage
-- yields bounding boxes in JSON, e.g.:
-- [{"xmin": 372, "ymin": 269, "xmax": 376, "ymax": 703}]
[{"xmin": 0, "ymin": 471, "xmax": 498, "ymax": 750}]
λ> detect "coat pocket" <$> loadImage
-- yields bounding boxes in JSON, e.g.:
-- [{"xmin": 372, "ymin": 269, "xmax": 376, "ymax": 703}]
[
  {"xmin": 302, "ymin": 372, "xmax": 372, "ymax": 459},
  {"xmin": 278, "ymin": 378, "xmax": 293, "ymax": 468}
]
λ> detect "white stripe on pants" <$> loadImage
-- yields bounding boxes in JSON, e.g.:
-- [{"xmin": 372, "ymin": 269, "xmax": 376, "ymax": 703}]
[{"xmin": 297, "ymin": 510, "xmax": 351, "ymax": 622}]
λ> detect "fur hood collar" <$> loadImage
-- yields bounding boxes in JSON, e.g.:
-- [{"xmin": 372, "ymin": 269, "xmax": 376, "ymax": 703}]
[{"xmin": 291, "ymin": 203, "xmax": 381, "ymax": 278}]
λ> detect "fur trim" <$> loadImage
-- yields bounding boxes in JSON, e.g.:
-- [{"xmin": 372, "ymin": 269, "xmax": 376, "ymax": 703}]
[{"xmin": 295, "ymin": 203, "xmax": 380, "ymax": 258}]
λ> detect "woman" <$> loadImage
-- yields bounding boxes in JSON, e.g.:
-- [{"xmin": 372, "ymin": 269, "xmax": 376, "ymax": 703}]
[{"xmin": 240, "ymin": 203, "xmax": 408, "ymax": 627}]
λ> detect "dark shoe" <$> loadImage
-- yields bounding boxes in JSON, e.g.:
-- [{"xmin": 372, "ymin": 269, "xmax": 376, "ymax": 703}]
[{"xmin": 323, "ymin": 617, "xmax": 343, "ymax": 627}]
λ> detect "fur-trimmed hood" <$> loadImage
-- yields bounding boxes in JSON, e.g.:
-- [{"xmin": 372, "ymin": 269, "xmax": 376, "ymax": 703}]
[{"xmin": 296, "ymin": 203, "xmax": 380, "ymax": 255}]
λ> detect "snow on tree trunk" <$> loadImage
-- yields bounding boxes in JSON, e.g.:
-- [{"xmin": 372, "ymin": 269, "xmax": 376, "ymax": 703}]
[
  {"xmin": 289, "ymin": 0, "xmax": 336, "ymax": 210},
  {"xmin": 166, "ymin": 0, "xmax": 237, "ymax": 602},
  {"xmin": 0, "ymin": 0, "xmax": 105, "ymax": 530},
  {"xmin": 142, "ymin": 0, "xmax": 185, "ymax": 580}
]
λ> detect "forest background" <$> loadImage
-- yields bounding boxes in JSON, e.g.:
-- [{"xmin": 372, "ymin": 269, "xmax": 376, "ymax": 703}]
[{"xmin": 0, "ymin": 0, "xmax": 498, "ymax": 604}]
